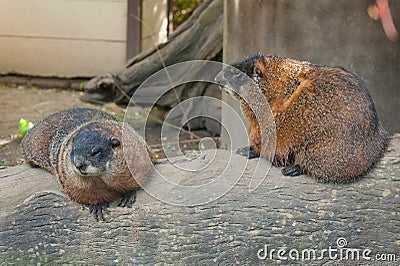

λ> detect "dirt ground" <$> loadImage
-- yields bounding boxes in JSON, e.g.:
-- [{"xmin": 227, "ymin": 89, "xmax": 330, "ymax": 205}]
[{"xmin": 0, "ymin": 84, "xmax": 215, "ymax": 166}]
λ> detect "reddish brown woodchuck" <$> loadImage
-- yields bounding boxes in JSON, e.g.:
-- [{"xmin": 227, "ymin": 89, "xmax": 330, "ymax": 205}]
[
  {"xmin": 21, "ymin": 108, "xmax": 155, "ymax": 220},
  {"xmin": 217, "ymin": 54, "xmax": 389, "ymax": 182}
]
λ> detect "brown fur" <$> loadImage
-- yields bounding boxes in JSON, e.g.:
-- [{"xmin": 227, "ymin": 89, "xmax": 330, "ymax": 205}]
[
  {"xmin": 221, "ymin": 54, "xmax": 389, "ymax": 182},
  {"xmin": 22, "ymin": 108, "xmax": 155, "ymax": 205}
]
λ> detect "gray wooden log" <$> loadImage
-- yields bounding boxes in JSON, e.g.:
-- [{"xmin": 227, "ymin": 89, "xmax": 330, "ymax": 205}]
[
  {"xmin": 0, "ymin": 135, "xmax": 399, "ymax": 265},
  {"xmin": 81, "ymin": 0, "xmax": 223, "ymax": 106}
]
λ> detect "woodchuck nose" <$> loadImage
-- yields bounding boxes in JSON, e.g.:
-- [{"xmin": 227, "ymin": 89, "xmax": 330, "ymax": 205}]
[
  {"xmin": 21, "ymin": 107, "xmax": 155, "ymax": 220},
  {"xmin": 216, "ymin": 54, "xmax": 389, "ymax": 182}
]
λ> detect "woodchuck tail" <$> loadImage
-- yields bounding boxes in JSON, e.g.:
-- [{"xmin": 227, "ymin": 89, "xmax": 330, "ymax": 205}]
[{"xmin": 295, "ymin": 124, "xmax": 389, "ymax": 182}]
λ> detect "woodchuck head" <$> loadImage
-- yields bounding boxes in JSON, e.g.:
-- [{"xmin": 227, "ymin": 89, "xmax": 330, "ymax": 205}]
[
  {"xmin": 216, "ymin": 54, "xmax": 307, "ymax": 108},
  {"xmin": 70, "ymin": 127, "xmax": 122, "ymax": 177},
  {"xmin": 215, "ymin": 54, "xmax": 293, "ymax": 123},
  {"xmin": 57, "ymin": 120, "xmax": 154, "ymax": 205},
  {"xmin": 215, "ymin": 54, "xmax": 264, "ymax": 99}
]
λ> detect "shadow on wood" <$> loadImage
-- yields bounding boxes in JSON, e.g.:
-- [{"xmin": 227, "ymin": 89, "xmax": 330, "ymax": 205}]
[{"xmin": 0, "ymin": 135, "xmax": 399, "ymax": 264}]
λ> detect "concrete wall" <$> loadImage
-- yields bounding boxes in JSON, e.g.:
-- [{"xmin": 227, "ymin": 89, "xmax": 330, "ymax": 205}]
[
  {"xmin": 0, "ymin": 0, "xmax": 168, "ymax": 78},
  {"xmin": 223, "ymin": 0, "xmax": 400, "ymax": 134}
]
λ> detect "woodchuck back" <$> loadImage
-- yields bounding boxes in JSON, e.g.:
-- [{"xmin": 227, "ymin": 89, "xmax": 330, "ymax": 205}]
[{"xmin": 217, "ymin": 54, "xmax": 389, "ymax": 182}]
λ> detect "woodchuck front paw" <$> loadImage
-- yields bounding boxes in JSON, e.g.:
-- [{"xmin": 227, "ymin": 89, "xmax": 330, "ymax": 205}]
[
  {"xmin": 117, "ymin": 190, "xmax": 137, "ymax": 208},
  {"xmin": 88, "ymin": 202, "xmax": 110, "ymax": 221},
  {"xmin": 236, "ymin": 146, "xmax": 260, "ymax": 159},
  {"xmin": 282, "ymin": 165, "xmax": 303, "ymax": 177}
]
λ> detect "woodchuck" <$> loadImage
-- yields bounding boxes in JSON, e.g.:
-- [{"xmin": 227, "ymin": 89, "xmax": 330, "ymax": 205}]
[
  {"xmin": 21, "ymin": 107, "xmax": 155, "ymax": 220},
  {"xmin": 216, "ymin": 54, "xmax": 389, "ymax": 182}
]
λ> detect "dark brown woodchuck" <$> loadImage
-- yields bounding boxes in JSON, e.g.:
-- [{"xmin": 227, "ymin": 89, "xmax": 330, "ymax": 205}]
[{"xmin": 218, "ymin": 54, "xmax": 389, "ymax": 182}]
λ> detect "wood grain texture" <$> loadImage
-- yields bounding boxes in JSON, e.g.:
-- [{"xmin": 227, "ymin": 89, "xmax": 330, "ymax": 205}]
[
  {"xmin": 81, "ymin": 0, "xmax": 223, "ymax": 105},
  {"xmin": 0, "ymin": 135, "xmax": 399, "ymax": 265}
]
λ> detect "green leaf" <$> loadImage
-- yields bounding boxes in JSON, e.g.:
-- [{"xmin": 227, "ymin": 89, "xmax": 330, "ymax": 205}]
[
  {"xmin": 79, "ymin": 82, "xmax": 86, "ymax": 91},
  {"xmin": 18, "ymin": 118, "xmax": 34, "ymax": 137}
]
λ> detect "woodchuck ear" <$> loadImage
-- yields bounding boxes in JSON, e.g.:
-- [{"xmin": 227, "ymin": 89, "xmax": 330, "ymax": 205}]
[{"xmin": 110, "ymin": 137, "xmax": 121, "ymax": 148}]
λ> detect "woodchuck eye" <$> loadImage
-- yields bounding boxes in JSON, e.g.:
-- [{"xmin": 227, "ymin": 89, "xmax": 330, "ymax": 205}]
[
  {"xmin": 110, "ymin": 137, "xmax": 121, "ymax": 148},
  {"xmin": 253, "ymin": 66, "xmax": 263, "ymax": 82},
  {"xmin": 91, "ymin": 146, "xmax": 101, "ymax": 156}
]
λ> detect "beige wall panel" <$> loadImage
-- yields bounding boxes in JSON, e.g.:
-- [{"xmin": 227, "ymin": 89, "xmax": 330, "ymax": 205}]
[
  {"xmin": 0, "ymin": 36, "xmax": 125, "ymax": 77},
  {"xmin": 0, "ymin": 0, "xmax": 127, "ymax": 77},
  {"xmin": 0, "ymin": 0, "xmax": 127, "ymax": 41}
]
